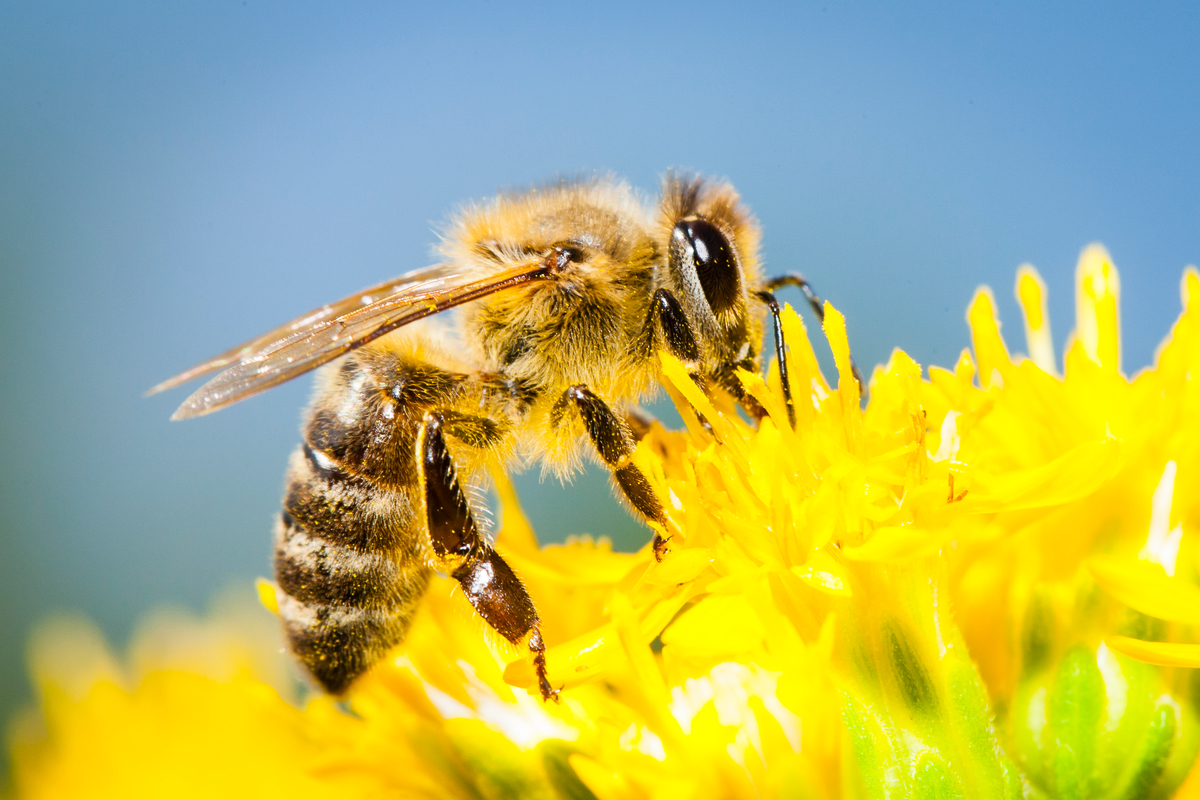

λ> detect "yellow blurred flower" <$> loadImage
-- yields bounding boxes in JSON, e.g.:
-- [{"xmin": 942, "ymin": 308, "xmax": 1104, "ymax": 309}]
[{"xmin": 9, "ymin": 245, "xmax": 1200, "ymax": 798}]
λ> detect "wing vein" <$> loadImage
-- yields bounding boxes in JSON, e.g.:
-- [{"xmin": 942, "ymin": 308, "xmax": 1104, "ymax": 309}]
[{"xmin": 154, "ymin": 259, "xmax": 554, "ymax": 419}]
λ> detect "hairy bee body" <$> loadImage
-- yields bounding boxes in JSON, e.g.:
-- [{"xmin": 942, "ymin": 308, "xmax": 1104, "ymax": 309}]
[
  {"xmin": 271, "ymin": 180, "xmax": 679, "ymax": 691},
  {"xmin": 158, "ymin": 174, "xmax": 805, "ymax": 698}
]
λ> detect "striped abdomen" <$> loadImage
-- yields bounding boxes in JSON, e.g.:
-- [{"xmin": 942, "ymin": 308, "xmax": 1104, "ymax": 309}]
[{"xmin": 272, "ymin": 349, "xmax": 467, "ymax": 694}]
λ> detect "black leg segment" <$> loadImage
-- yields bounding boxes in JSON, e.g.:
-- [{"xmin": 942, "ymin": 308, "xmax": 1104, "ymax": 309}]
[
  {"xmin": 643, "ymin": 286, "xmax": 728, "ymax": 431},
  {"xmin": 647, "ymin": 288, "xmax": 701, "ymax": 365},
  {"xmin": 561, "ymin": 385, "xmax": 671, "ymax": 560},
  {"xmin": 762, "ymin": 272, "xmax": 866, "ymax": 397},
  {"xmin": 764, "ymin": 273, "xmax": 826, "ymax": 322},
  {"xmin": 421, "ymin": 413, "xmax": 479, "ymax": 562},
  {"xmin": 419, "ymin": 412, "xmax": 557, "ymax": 701},
  {"xmin": 754, "ymin": 290, "xmax": 795, "ymax": 427}
]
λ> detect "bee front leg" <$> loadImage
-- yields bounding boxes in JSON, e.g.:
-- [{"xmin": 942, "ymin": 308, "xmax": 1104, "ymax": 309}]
[
  {"xmin": 761, "ymin": 273, "xmax": 866, "ymax": 396},
  {"xmin": 558, "ymin": 385, "xmax": 673, "ymax": 561},
  {"xmin": 643, "ymin": 287, "xmax": 735, "ymax": 433},
  {"xmin": 417, "ymin": 412, "xmax": 558, "ymax": 702},
  {"xmin": 754, "ymin": 290, "xmax": 796, "ymax": 427},
  {"xmin": 644, "ymin": 288, "xmax": 701, "ymax": 369}
]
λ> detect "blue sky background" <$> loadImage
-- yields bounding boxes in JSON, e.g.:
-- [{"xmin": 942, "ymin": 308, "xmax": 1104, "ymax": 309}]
[{"xmin": 1, "ymin": 0, "xmax": 1198, "ymax": 762}]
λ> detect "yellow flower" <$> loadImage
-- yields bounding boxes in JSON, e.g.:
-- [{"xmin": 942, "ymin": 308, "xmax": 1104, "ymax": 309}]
[{"xmin": 9, "ymin": 244, "xmax": 1200, "ymax": 798}]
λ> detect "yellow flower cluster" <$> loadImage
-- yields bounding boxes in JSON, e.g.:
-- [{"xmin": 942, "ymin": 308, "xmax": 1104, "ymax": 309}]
[{"xmin": 9, "ymin": 245, "xmax": 1200, "ymax": 798}]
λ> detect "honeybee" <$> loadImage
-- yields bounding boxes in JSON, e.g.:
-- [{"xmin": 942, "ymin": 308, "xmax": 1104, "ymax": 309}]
[{"xmin": 151, "ymin": 173, "xmax": 852, "ymax": 701}]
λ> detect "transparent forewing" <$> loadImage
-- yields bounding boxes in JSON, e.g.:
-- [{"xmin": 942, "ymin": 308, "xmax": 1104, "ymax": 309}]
[
  {"xmin": 163, "ymin": 259, "xmax": 554, "ymax": 420},
  {"xmin": 147, "ymin": 267, "xmax": 466, "ymax": 396}
]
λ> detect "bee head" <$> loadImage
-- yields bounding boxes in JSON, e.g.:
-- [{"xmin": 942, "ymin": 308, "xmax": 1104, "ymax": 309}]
[{"xmin": 658, "ymin": 173, "xmax": 764, "ymax": 378}]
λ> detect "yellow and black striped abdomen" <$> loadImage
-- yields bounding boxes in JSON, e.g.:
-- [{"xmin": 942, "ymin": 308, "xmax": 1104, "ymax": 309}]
[
  {"xmin": 274, "ymin": 444, "xmax": 430, "ymax": 693},
  {"xmin": 272, "ymin": 344, "xmax": 472, "ymax": 694}
]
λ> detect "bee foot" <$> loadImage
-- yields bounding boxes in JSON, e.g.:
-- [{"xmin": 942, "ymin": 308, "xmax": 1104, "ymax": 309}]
[{"xmin": 528, "ymin": 629, "xmax": 560, "ymax": 703}]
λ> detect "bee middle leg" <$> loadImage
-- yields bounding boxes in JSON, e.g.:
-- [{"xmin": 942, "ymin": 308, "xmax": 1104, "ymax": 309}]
[
  {"xmin": 417, "ymin": 412, "xmax": 558, "ymax": 702},
  {"xmin": 556, "ymin": 385, "xmax": 672, "ymax": 561}
]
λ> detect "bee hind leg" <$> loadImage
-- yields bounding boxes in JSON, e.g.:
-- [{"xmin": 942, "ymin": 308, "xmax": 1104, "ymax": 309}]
[
  {"xmin": 557, "ymin": 385, "xmax": 672, "ymax": 561},
  {"xmin": 417, "ymin": 411, "xmax": 558, "ymax": 702}
]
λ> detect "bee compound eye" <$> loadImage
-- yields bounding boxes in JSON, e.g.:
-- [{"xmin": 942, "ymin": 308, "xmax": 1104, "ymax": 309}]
[{"xmin": 673, "ymin": 219, "xmax": 741, "ymax": 314}]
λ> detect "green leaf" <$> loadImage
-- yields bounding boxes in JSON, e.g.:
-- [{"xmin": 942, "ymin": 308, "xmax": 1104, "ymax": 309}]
[
  {"xmin": 912, "ymin": 751, "xmax": 965, "ymax": 800},
  {"xmin": 1047, "ymin": 646, "xmax": 1105, "ymax": 800}
]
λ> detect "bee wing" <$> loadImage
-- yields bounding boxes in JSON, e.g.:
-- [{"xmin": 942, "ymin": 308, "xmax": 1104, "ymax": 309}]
[
  {"xmin": 147, "ymin": 266, "xmax": 462, "ymax": 396},
  {"xmin": 158, "ymin": 259, "xmax": 554, "ymax": 420}
]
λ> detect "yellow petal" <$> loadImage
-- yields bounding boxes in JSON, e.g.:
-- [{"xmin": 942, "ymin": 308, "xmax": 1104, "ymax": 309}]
[
  {"xmin": 1015, "ymin": 264, "xmax": 1056, "ymax": 374},
  {"xmin": 780, "ymin": 303, "xmax": 830, "ymax": 398},
  {"xmin": 967, "ymin": 438, "xmax": 1120, "ymax": 512},
  {"xmin": 659, "ymin": 353, "xmax": 744, "ymax": 456},
  {"xmin": 790, "ymin": 549, "xmax": 852, "ymax": 596},
  {"xmin": 255, "ymin": 579, "xmax": 279, "ymax": 616},
  {"xmin": 504, "ymin": 624, "xmax": 620, "ymax": 690},
  {"xmin": 841, "ymin": 526, "xmax": 938, "ymax": 562},
  {"xmin": 660, "ymin": 593, "xmax": 765, "ymax": 658},
  {"xmin": 1182, "ymin": 266, "xmax": 1200, "ymax": 313},
  {"xmin": 1104, "ymin": 636, "xmax": 1200, "ymax": 668},
  {"xmin": 642, "ymin": 548, "xmax": 714, "ymax": 585},
  {"xmin": 967, "ymin": 287, "xmax": 1011, "ymax": 388},
  {"xmin": 503, "ymin": 590, "xmax": 694, "ymax": 691},
  {"xmin": 1074, "ymin": 243, "xmax": 1121, "ymax": 371},
  {"xmin": 1089, "ymin": 557, "xmax": 1200, "ymax": 624},
  {"xmin": 955, "ymin": 348, "xmax": 977, "ymax": 386},
  {"xmin": 822, "ymin": 302, "xmax": 860, "ymax": 409},
  {"xmin": 738, "ymin": 369, "xmax": 804, "ymax": 456}
]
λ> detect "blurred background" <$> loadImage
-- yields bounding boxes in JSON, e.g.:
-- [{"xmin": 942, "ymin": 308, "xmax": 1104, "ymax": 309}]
[{"xmin": 1, "ymin": 0, "xmax": 1198, "ymax": 763}]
